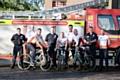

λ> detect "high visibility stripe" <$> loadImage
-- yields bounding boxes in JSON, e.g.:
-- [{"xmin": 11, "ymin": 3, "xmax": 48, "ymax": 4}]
[
  {"xmin": 67, "ymin": 21, "xmax": 84, "ymax": 27},
  {"xmin": 0, "ymin": 20, "xmax": 12, "ymax": 25},
  {"xmin": 109, "ymin": 35, "xmax": 119, "ymax": 38}
]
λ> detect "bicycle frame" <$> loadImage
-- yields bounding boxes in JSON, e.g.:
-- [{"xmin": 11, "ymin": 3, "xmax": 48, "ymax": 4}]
[
  {"xmin": 57, "ymin": 48, "xmax": 66, "ymax": 63},
  {"xmin": 73, "ymin": 49, "xmax": 82, "ymax": 64},
  {"xmin": 72, "ymin": 47, "xmax": 89, "ymax": 64}
]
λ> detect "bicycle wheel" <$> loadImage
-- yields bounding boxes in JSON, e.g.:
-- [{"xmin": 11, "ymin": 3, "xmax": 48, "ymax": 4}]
[
  {"xmin": 84, "ymin": 55, "xmax": 96, "ymax": 71},
  {"xmin": 39, "ymin": 53, "xmax": 52, "ymax": 71},
  {"xmin": 68, "ymin": 55, "xmax": 81, "ymax": 71},
  {"xmin": 17, "ymin": 54, "xmax": 32, "ymax": 70}
]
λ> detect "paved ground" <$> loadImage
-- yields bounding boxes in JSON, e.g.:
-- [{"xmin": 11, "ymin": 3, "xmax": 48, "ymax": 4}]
[
  {"xmin": 0, "ymin": 66, "xmax": 120, "ymax": 80},
  {"xmin": 0, "ymin": 59, "xmax": 11, "ymax": 67},
  {"xmin": 0, "ymin": 58, "xmax": 120, "ymax": 80}
]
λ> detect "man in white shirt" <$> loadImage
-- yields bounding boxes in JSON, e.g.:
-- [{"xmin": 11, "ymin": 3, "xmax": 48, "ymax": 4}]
[
  {"xmin": 72, "ymin": 29, "xmax": 84, "ymax": 56},
  {"xmin": 56, "ymin": 32, "xmax": 67, "ymax": 49},
  {"xmin": 65, "ymin": 25, "xmax": 74, "ymax": 64},
  {"xmin": 56, "ymin": 32, "xmax": 67, "ymax": 61},
  {"xmin": 65, "ymin": 25, "xmax": 74, "ymax": 45},
  {"xmin": 26, "ymin": 25, "xmax": 36, "ymax": 63},
  {"xmin": 98, "ymin": 29, "xmax": 110, "ymax": 71},
  {"xmin": 72, "ymin": 29, "xmax": 83, "ymax": 47},
  {"xmin": 36, "ymin": 28, "xmax": 46, "ymax": 53}
]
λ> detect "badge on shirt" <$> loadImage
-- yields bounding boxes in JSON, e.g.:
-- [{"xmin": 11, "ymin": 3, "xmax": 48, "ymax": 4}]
[
  {"xmin": 54, "ymin": 35, "xmax": 57, "ymax": 39},
  {"xmin": 87, "ymin": 36, "xmax": 89, "ymax": 38},
  {"xmin": 20, "ymin": 35, "xmax": 23, "ymax": 39}
]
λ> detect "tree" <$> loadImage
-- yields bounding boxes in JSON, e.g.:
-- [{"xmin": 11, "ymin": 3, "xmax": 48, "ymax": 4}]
[{"xmin": 0, "ymin": 0, "xmax": 44, "ymax": 11}]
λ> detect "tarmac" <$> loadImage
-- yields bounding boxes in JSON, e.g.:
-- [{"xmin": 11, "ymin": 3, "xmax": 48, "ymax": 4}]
[
  {"xmin": 0, "ymin": 56, "xmax": 118, "ymax": 67},
  {"xmin": 0, "ymin": 59, "xmax": 11, "ymax": 67}
]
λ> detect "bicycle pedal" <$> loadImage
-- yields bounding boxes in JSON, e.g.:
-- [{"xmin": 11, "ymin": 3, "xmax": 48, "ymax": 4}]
[{"xmin": 30, "ymin": 62, "xmax": 35, "ymax": 66}]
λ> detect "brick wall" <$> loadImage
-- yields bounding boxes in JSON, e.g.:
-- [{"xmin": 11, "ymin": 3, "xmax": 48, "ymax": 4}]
[{"xmin": 45, "ymin": 0, "xmax": 114, "ymax": 10}]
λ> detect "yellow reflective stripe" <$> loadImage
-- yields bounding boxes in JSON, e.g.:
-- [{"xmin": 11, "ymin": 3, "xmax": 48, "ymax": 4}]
[
  {"xmin": 67, "ymin": 21, "xmax": 85, "ymax": 27},
  {"xmin": 0, "ymin": 20, "xmax": 12, "ymax": 25},
  {"xmin": 109, "ymin": 35, "xmax": 119, "ymax": 38}
]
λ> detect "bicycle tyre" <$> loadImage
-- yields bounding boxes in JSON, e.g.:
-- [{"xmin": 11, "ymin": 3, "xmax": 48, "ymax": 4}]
[
  {"xmin": 17, "ymin": 54, "xmax": 32, "ymax": 70},
  {"xmin": 57, "ymin": 54, "xmax": 62, "ymax": 70},
  {"xmin": 39, "ymin": 54, "xmax": 52, "ymax": 71},
  {"xmin": 84, "ymin": 55, "xmax": 96, "ymax": 71}
]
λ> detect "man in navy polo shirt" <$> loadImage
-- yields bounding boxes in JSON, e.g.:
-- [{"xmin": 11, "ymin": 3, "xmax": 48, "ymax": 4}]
[
  {"xmin": 84, "ymin": 26, "xmax": 98, "ymax": 58},
  {"xmin": 45, "ymin": 26, "xmax": 58, "ymax": 68},
  {"xmin": 11, "ymin": 28, "xmax": 26, "ymax": 69}
]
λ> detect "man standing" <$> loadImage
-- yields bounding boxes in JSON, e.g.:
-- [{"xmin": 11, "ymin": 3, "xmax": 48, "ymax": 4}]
[
  {"xmin": 11, "ymin": 28, "xmax": 26, "ymax": 69},
  {"xmin": 84, "ymin": 26, "xmax": 98, "ymax": 58},
  {"xmin": 65, "ymin": 25, "xmax": 75, "ymax": 64},
  {"xmin": 98, "ymin": 30, "xmax": 110, "ymax": 71},
  {"xmin": 26, "ymin": 25, "xmax": 37, "ymax": 64},
  {"xmin": 45, "ymin": 27, "xmax": 58, "ymax": 68},
  {"xmin": 65, "ymin": 25, "xmax": 74, "ymax": 44}
]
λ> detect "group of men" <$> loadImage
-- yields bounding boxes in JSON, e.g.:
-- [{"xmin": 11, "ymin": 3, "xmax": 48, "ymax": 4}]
[{"xmin": 10, "ymin": 25, "xmax": 110, "ymax": 71}]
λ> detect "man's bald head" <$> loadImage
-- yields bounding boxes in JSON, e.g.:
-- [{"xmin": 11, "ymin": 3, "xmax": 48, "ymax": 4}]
[{"xmin": 30, "ymin": 25, "xmax": 34, "ymax": 31}]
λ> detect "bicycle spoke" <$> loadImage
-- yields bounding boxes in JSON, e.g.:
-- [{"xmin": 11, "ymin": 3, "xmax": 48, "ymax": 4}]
[{"xmin": 18, "ymin": 54, "xmax": 31, "ymax": 70}]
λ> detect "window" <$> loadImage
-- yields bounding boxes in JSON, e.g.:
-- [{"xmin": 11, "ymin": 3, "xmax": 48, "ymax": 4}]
[
  {"xmin": 98, "ymin": 15, "xmax": 115, "ymax": 30},
  {"xmin": 52, "ymin": 1, "xmax": 66, "ymax": 7},
  {"xmin": 117, "ymin": 16, "xmax": 120, "ymax": 29},
  {"xmin": 118, "ymin": 0, "xmax": 120, "ymax": 8}
]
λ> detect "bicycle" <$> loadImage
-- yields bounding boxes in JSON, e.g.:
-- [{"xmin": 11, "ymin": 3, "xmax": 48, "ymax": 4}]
[
  {"xmin": 17, "ymin": 48, "xmax": 52, "ymax": 71},
  {"xmin": 68, "ymin": 46, "xmax": 96, "ymax": 72},
  {"xmin": 56, "ymin": 47, "xmax": 68, "ymax": 70}
]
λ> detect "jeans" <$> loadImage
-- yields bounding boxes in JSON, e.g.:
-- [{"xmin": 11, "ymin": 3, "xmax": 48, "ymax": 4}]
[
  {"xmin": 99, "ymin": 49, "xmax": 108, "ymax": 70},
  {"xmin": 26, "ymin": 43, "xmax": 36, "ymax": 62},
  {"xmin": 47, "ymin": 46, "xmax": 57, "ymax": 67},
  {"xmin": 11, "ymin": 45, "xmax": 23, "ymax": 68},
  {"xmin": 89, "ymin": 45, "xmax": 96, "ymax": 58}
]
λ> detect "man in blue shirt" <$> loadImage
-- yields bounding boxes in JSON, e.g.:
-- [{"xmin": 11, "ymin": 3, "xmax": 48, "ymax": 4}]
[
  {"xmin": 45, "ymin": 27, "xmax": 58, "ymax": 68},
  {"xmin": 11, "ymin": 28, "xmax": 26, "ymax": 69}
]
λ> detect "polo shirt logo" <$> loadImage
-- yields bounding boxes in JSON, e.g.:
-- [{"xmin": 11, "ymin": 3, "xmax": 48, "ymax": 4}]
[
  {"xmin": 54, "ymin": 35, "xmax": 56, "ymax": 38},
  {"xmin": 20, "ymin": 35, "xmax": 23, "ymax": 39},
  {"xmin": 87, "ymin": 36, "xmax": 89, "ymax": 38}
]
